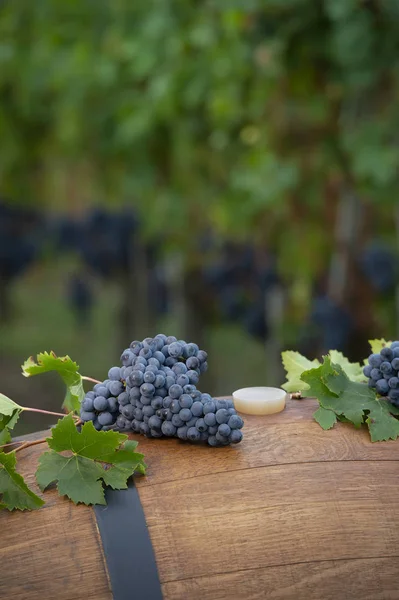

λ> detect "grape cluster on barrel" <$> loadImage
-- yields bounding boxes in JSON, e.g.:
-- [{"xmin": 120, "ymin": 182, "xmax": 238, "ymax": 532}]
[
  {"xmin": 364, "ymin": 341, "xmax": 399, "ymax": 407},
  {"xmin": 80, "ymin": 334, "xmax": 244, "ymax": 446}
]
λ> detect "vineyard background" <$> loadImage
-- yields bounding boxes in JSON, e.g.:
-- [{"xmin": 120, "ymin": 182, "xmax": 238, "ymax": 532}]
[{"xmin": 1, "ymin": 1, "xmax": 399, "ymax": 434}]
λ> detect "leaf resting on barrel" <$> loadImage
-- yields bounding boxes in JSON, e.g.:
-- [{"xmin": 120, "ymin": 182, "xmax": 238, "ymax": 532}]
[
  {"xmin": 301, "ymin": 356, "xmax": 399, "ymax": 442},
  {"xmin": 35, "ymin": 414, "xmax": 146, "ymax": 505},
  {"xmin": 21, "ymin": 351, "xmax": 84, "ymax": 413},
  {"xmin": 0, "ymin": 451, "xmax": 44, "ymax": 511}
]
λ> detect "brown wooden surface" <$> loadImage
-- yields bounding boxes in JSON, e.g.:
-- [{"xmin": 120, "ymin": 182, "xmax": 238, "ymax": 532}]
[{"xmin": 1, "ymin": 397, "xmax": 399, "ymax": 600}]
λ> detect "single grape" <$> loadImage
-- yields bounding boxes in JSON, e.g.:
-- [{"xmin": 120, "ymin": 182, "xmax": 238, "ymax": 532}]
[
  {"xmin": 161, "ymin": 421, "xmax": 177, "ymax": 436},
  {"xmin": 208, "ymin": 425, "xmax": 218, "ymax": 435},
  {"xmin": 157, "ymin": 387, "xmax": 167, "ymax": 398},
  {"xmin": 169, "ymin": 384, "xmax": 183, "ymax": 399},
  {"xmin": 93, "ymin": 396, "xmax": 109, "ymax": 411},
  {"xmin": 131, "ymin": 420, "xmax": 141, "ymax": 433},
  {"xmin": 228, "ymin": 414, "xmax": 244, "ymax": 429},
  {"xmin": 216, "ymin": 399, "xmax": 229, "ymax": 410},
  {"xmin": 180, "ymin": 394, "xmax": 193, "ymax": 409},
  {"xmin": 140, "ymin": 347, "xmax": 153, "ymax": 360},
  {"xmin": 389, "ymin": 377, "xmax": 399, "ymax": 389},
  {"xmin": 116, "ymin": 415, "xmax": 129, "ymax": 429},
  {"xmin": 186, "ymin": 370, "xmax": 199, "ymax": 385},
  {"xmin": 144, "ymin": 371, "xmax": 156, "ymax": 384},
  {"xmin": 208, "ymin": 436, "xmax": 221, "ymax": 447},
  {"xmin": 182, "ymin": 384, "xmax": 195, "ymax": 394},
  {"xmin": 140, "ymin": 395, "xmax": 151, "ymax": 405},
  {"xmin": 166, "ymin": 335, "xmax": 178, "ymax": 344},
  {"xmin": 187, "ymin": 427, "xmax": 201, "ymax": 442},
  {"xmin": 108, "ymin": 380, "xmax": 124, "ymax": 396},
  {"xmin": 179, "ymin": 408, "xmax": 192, "ymax": 422},
  {"xmin": 177, "ymin": 426, "xmax": 188, "ymax": 440},
  {"xmin": 363, "ymin": 365, "xmax": 372, "ymax": 378},
  {"xmin": 172, "ymin": 362, "xmax": 187, "ymax": 375},
  {"xmin": 166, "ymin": 375, "xmax": 177, "ymax": 388},
  {"xmin": 98, "ymin": 412, "xmax": 114, "ymax": 426},
  {"xmin": 154, "ymin": 374, "xmax": 166, "ymax": 388},
  {"xmin": 148, "ymin": 415, "xmax": 162, "ymax": 431},
  {"xmin": 130, "ymin": 340, "xmax": 143, "ymax": 354},
  {"xmin": 118, "ymin": 392, "xmax": 129, "ymax": 406},
  {"xmin": 170, "ymin": 400, "xmax": 181, "ymax": 414},
  {"xmin": 121, "ymin": 350, "xmax": 135, "ymax": 366},
  {"xmin": 176, "ymin": 374, "xmax": 190, "ymax": 388},
  {"xmin": 368, "ymin": 354, "xmax": 382, "ymax": 368},
  {"xmin": 168, "ymin": 342, "xmax": 183, "ymax": 358},
  {"xmin": 381, "ymin": 347, "xmax": 394, "ymax": 361},
  {"xmin": 216, "ymin": 409, "xmax": 229, "ymax": 424},
  {"xmin": 82, "ymin": 397, "xmax": 94, "ymax": 411},
  {"xmin": 108, "ymin": 398, "xmax": 118, "ymax": 412},
  {"xmin": 140, "ymin": 383, "xmax": 155, "ymax": 397},
  {"xmin": 186, "ymin": 356, "xmax": 200, "ymax": 370},
  {"xmin": 151, "ymin": 397, "xmax": 163, "ymax": 410},
  {"xmin": 148, "ymin": 358, "xmax": 160, "ymax": 369},
  {"xmin": 197, "ymin": 350, "xmax": 208, "ymax": 363},
  {"xmin": 204, "ymin": 412, "xmax": 216, "ymax": 426},
  {"xmin": 122, "ymin": 405, "xmax": 135, "ymax": 419},
  {"xmin": 392, "ymin": 358, "xmax": 399, "ymax": 371},
  {"xmin": 129, "ymin": 387, "xmax": 141, "ymax": 401},
  {"xmin": 189, "ymin": 390, "xmax": 202, "ymax": 401},
  {"xmin": 229, "ymin": 430, "xmax": 243, "ymax": 444},
  {"xmin": 370, "ymin": 368, "xmax": 382, "ymax": 381},
  {"xmin": 393, "ymin": 347, "xmax": 399, "ymax": 359},
  {"xmin": 86, "ymin": 391, "xmax": 95, "ymax": 400},
  {"xmin": 108, "ymin": 366, "xmax": 121, "ymax": 381},
  {"xmin": 153, "ymin": 351, "xmax": 166, "ymax": 364},
  {"xmin": 195, "ymin": 418, "xmax": 207, "ymax": 432},
  {"xmin": 136, "ymin": 356, "xmax": 147, "ymax": 366},
  {"xmin": 172, "ymin": 414, "xmax": 184, "ymax": 427},
  {"xmin": 96, "ymin": 386, "xmax": 110, "ymax": 398},
  {"xmin": 135, "ymin": 408, "xmax": 143, "ymax": 421},
  {"xmin": 200, "ymin": 362, "xmax": 208, "ymax": 373},
  {"xmin": 201, "ymin": 393, "xmax": 212, "ymax": 403},
  {"xmin": 142, "ymin": 405, "xmax": 155, "ymax": 418},
  {"xmin": 204, "ymin": 401, "xmax": 216, "ymax": 414},
  {"xmin": 218, "ymin": 423, "xmax": 231, "ymax": 437},
  {"xmin": 215, "ymin": 432, "xmax": 230, "ymax": 445},
  {"xmin": 183, "ymin": 343, "xmax": 197, "ymax": 358},
  {"xmin": 228, "ymin": 407, "xmax": 236, "ymax": 415},
  {"xmin": 140, "ymin": 422, "xmax": 150, "ymax": 436},
  {"xmin": 191, "ymin": 401, "xmax": 203, "ymax": 417},
  {"xmin": 81, "ymin": 410, "xmax": 96, "ymax": 422},
  {"xmin": 186, "ymin": 417, "xmax": 198, "ymax": 428},
  {"xmin": 380, "ymin": 361, "xmax": 393, "ymax": 375},
  {"xmin": 93, "ymin": 419, "xmax": 102, "ymax": 431},
  {"xmin": 163, "ymin": 396, "xmax": 172, "ymax": 408}
]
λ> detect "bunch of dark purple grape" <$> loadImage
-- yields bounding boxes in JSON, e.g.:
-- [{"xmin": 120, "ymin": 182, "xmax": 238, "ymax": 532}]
[
  {"xmin": 364, "ymin": 341, "xmax": 399, "ymax": 407},
  {"xmin": 80, "ymin": 334, "xmax": 244, "ymax": 446}
]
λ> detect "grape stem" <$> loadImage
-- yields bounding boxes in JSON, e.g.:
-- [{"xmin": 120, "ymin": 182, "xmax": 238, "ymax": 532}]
[
  {"xmin": 14, "ymin": 439, "xmax": 48, "ymax": 453},
  {"xmin": 82, "ymin": 376, "xmax": 101, "ymax": 384},
  {"xmin": 21, "ymin": 407, "xmax": 77, "ymax": 418},
  {"xmin": 0, "ymin": 438, "xmax": 48, "ymax": 452}
]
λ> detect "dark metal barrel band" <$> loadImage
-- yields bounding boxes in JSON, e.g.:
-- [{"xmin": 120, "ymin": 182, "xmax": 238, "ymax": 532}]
[{"xmin": 94, "ymin": 482, "xmax": 163, "ymax": 600}]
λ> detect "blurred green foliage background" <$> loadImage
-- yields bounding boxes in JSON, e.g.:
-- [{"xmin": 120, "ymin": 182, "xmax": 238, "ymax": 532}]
[{"xmin": 1, "ymin": 0, "xmax": 399, "ymax": 433}]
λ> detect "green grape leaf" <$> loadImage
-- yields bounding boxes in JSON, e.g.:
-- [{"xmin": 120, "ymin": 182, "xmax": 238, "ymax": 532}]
[
  {"xmin": 281, "ymin": 351, "xmax": 320, "ymax": 392},
  {"xmin": 313, "ymin": 406, "xmax": 337, "ymax": 430},
  {"xmin": 0, "ymin": 451, "xmax": 44, "ymax": 511},
  {"xmin": 22, "ymin": 352, "xmax": 84, "ymax": 413},
  {"xmin": 301, "ymin": 357, "xmax": 399, "ymax": 442},
  {"xmin": 328, "ymin": 350, "xmax": 366, "ymax": 383},
  {"xmin": 369, "ymin": 339, "xmax": 392, "ymax": 354},
  {"xmin": 0, "ymin": 393, "xmax": 22, "ymax": 439},
  {"xmin": 36, "ymin": 415, "xmax": 146, "ymax": 505},
  {"xmin": 0, "ymin": 428, "xmax": 11, "ymax": 446}
]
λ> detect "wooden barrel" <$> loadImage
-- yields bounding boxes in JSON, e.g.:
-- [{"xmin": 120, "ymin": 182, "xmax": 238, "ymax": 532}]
[{"xmin": 1, "ymin": 397, "xmax": 399, "ymax": 600}]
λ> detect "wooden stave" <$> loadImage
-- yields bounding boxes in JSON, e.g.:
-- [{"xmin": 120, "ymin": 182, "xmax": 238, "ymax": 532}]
[{"xmin": 0, "ymin": 397, "xmax": 398, "ymax": 599}]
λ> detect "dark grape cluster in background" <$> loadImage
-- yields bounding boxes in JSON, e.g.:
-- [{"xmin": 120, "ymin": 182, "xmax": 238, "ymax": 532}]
[
  {"xmin": 364, "ymin": 341, "xmax": 399, "ymax": 407},
  {"xmin": 80, "ymin": 334, "xmax": 244, "ymax": 447}
]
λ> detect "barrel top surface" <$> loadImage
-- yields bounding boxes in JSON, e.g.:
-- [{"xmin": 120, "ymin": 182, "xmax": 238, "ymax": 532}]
[{"xmin": 1, "ymin": 397, "xmax": 399, "ymax": 600}]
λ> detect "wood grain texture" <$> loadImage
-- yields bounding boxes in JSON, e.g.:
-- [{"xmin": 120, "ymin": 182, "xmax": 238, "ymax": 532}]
[{"xmin": 1, "ymin": 397, "xmax": 399, "ymax": 600}]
